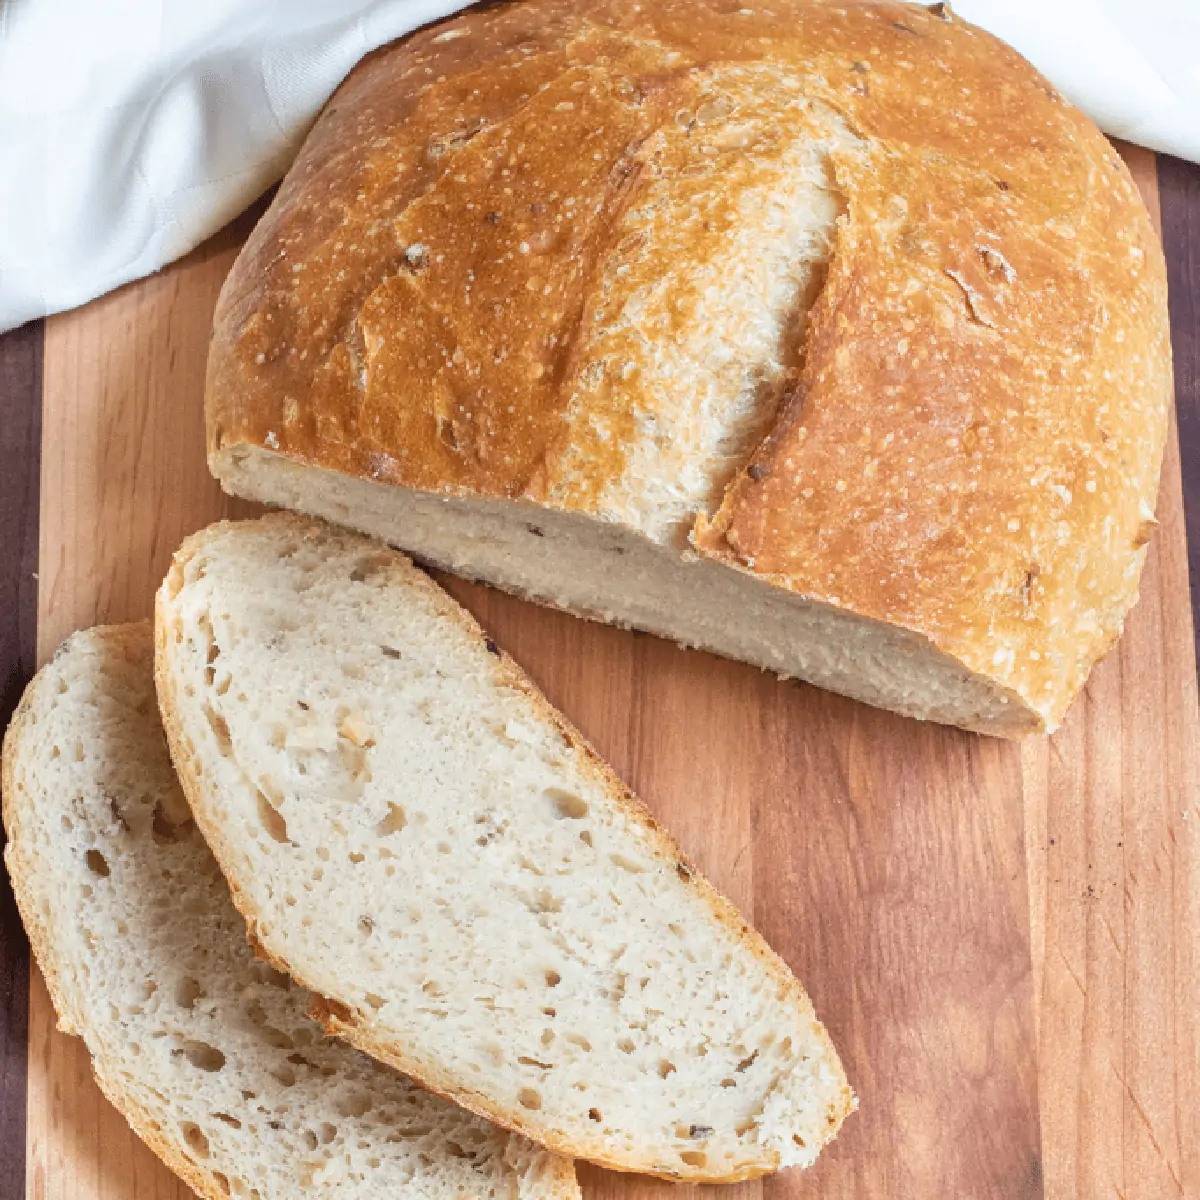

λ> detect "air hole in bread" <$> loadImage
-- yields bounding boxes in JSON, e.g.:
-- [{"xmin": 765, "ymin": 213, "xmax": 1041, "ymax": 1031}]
[
  {"xmin": 152, "ymin": 800, "xmax": 192, "ymax": 843},
  {"xmin": 436, "ymin": 415, "xmax": 459, "ymax": 452},
  {"xmin": 338, "ymin": 1091, "xmax": 373, "ymax": 1118},
  {"xmin": 610, "ymin": 853, "xmax": 644, "ymax": 873},
  {"xmin": 566, "ymin": 1033, "xmax": 592, "ymax": 1052},
  {"xmin": 302, "ymin": 1129, "xmax": 319, "ymax": 1151},
  {"xmin": 181, "ymin": 1040, "xmax": 226, "ymax": 1072},
  {"xmin": 212, "ymin": 1112, "xmax": 241, "ymax": 1129},
  {"xmin": 337, "ymin": 711, "xmax": 374, "ymax": 747},
  {"xmin": 546, "ymin": 788, "xmax": 588, "ymax": 820},
  {"xmin": 680, "ymin": 1150, "xmax": 707, "ymax": 1168},
  {"xmin": 271, "ymin": 1064, "xmax": 296, "ymax": 1087},
  {"xmin": 380, "ymin": 645, "xmax": 402, "ymax": 660},
  {"xmin": 174, "ymin": 976, "xmax": 202, "ymax": 1009},
  {"xmin": 517, "ymin": 1088, "xmax": 542, "ymax": 1111},
  {"xmin": 579, "ymin": 828, "xmax": 594, "ymax": 847},
  {"xmin": 337, "ymin": 741, "xmax": 372, "ymax": 784},
  {"xmin": 375, "ymin": 803, "xmax": 407, "ymax": 836},
  {"xmin": 203, "ymin": 703, "xmax": 233, "ymax": 755},
  {"xmin": 181, "ymin": 1122, "xmax": 210, "ymax": 1158},
  {"xmin": 528, "ymin": 890, "xmax": 562, "ymax": 914},
  {"xmin": 544, "ymin": 969, "xmax": 561, "ymax": 988},
  {"xmin": 589, "ymin": 1107, "xmax": 602, "ymax": 1122},
  {"xmin": 365, "ymin": 992, "xmax": 385, "ymax": 1010},
  {"xmin": 255, "ymin": 791, "xmax": 289, "ymax": 843},
  {"xmin": 618, "ymin": 1037, "xmax": 635, "ymax": 1054},
  {"xmin": 265, "ymin": 1026, "xmax": 296, "ymax": 1053},
  {"xmin": 659, "ymin": 1059, "xmax": 676, "ymax": 1081},
  {"xmin": 85, "ymin": 849, "xmax": 110, "ymax": 877}
]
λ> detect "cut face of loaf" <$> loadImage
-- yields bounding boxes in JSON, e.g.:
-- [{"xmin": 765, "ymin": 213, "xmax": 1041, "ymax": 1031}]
[
  {"xmin": 206, "ymin": 0, "xmax": 1171, "ymax": 738},
  {"xmin": 216, "ymin": 447, "xmax": 1040, "ymax": 736},
  {"xmin": 155, "ymin": 515, "xmax": 853, "ymax": 1180},
  {"xmin": 1, "ymin": 623, "xmax": 579, "ymax": 1200}
]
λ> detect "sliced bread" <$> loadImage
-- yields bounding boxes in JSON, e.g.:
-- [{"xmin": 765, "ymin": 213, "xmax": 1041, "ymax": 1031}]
[
  {"xmin": 154, "ymin": 514, "xmax": 853, "ymax": 1181},
  {"xmin": 2, "ymin": 622, "xmax": 579, "ymax": 1200}
]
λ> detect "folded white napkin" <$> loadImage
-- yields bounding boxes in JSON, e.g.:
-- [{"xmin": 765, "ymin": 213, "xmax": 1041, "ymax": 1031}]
[{"xmin": 1, "ymin": 0, "xmax": 1196, "ymax": 333}]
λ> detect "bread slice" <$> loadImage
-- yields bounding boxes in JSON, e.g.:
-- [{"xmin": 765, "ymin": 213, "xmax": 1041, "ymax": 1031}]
[
  {"xmin": 2, "ymin": 622, "xmax": 579, "ymax": 1200},
  {"xmin": 154, "ymin": 514, "xmax": 853, "ymax": 1181}
]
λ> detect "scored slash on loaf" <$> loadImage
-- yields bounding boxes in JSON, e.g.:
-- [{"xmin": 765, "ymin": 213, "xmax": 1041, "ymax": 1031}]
[
  {"xmin": 206, "ymin": 0, "xmax": 1170, "ymax": 737},
  {"xmin": 1, "ymin": 623, "xmax": 580, "ymax": 1200},
  {"xmin": 154, "ymin": 514, "xmax": 854, "ymax": 1180}
]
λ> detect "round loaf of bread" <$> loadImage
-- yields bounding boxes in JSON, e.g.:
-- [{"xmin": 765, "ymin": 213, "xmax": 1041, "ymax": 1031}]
[{"xmin": 207, "ymin": 0, "xmax": 1171, "ymax": 736}]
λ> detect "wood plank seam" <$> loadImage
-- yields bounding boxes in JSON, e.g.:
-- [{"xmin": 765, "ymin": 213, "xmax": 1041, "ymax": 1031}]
[
  {"xmin": 0, "ymin": 319, "xmax": 41, "ymax": 1200},
  {"xmin": 1160, "ymin": 154, "xmax": 1200, "ymax": 675}
]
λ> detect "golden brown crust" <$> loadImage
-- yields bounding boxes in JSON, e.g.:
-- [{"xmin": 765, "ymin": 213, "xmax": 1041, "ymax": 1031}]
[
  {"xmin": 207, "ymin": 0, "xmax": 1170, "ymax": 734},
  {"xmin": 692, "ymin": 69, "xmax": 1170, "ymax": 729},
  {"xmin": 154, "ymin": 514, "xmax": 854, "ymax": 1180}
]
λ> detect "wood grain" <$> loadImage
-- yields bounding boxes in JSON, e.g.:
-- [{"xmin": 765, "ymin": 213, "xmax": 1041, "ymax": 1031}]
[
  {"xmin": 22, "ymin": 140, "xmax": 1198, "ymax": 1200},
  {"xmin": 0, "ymin": 319, "xmax": 41, "ymax": 1200},
  {"xmin": 1161, "ymin": 153, "xmax": 1200, "ymax": 689},
  {"xmin": 36, "ymin": 210, "xmax": 262, "ymax": 659},
  {"xmin": 30, "ymin": 211, "xmax": 261, "ymax": 1200},
  {"xmin": 1021, "ymin": 144, "xmax": 1200, "ymax": 1199},
  {"xmin": 28, "ymin": 184, "xmax": 1043, "ymax": 1197}
]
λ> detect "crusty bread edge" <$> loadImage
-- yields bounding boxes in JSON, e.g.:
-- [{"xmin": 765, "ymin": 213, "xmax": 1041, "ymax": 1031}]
[
  {"xmin": 153, "ymin": 513, "xmax": 855, "ymax": 1181},
  {"xmin": 1, "ymin": 624, "xmax": 242, "ymax": 1200}
]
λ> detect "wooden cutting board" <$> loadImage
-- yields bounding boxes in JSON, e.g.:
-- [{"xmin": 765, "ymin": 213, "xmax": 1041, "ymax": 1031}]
[{"xmin": 1, "ymin": 142, "xmax": 1196, "ymax": 1199}]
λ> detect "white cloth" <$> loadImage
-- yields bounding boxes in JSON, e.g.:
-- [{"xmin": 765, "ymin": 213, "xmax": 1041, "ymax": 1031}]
[{"xmin": 0, "ymin": 0, "xmax": 1197, "ymax": 333}]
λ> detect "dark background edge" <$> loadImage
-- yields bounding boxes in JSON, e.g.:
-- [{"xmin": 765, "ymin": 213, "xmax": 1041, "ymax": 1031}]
[{"xmin": 0, "ymin": 318, "xmax": 40, "ymax": 1199}]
